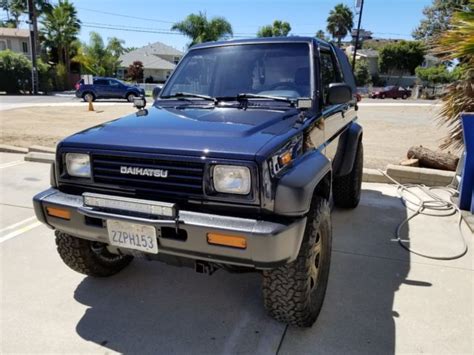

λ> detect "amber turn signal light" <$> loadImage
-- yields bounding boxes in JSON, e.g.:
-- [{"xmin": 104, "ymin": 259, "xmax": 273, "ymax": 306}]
[
  {"xmin": 46, "ymin": 207, "xmax": 71, "ymax": 220},
  {"xmin": 207, "ymin": 233, "xmax": 247, "ymax": 249},
  {"xmin": 279, "ymin": 151, "xmax": 292, "ymax": 165}
]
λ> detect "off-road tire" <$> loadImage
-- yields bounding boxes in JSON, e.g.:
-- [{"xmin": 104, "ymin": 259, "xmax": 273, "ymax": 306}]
[
  {"xmin": 55, "ymin": 231, "xmax": 133, "ymax": 277},
  {"xmin": 262, "ymin": 196, "xmax": 332, "ymax": 327},
  {"xmin": 82, "ymin": 92, "xmax": 95, "ymax": 102},
  {"xmin": 333, "ymin": 139, "xmax": 363, "ymax": 208}
]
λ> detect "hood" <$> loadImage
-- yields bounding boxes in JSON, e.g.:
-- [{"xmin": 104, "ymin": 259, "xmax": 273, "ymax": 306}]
[{"xmin": 60, "ymin": 105, "xmax": 301, "ymax": 160}]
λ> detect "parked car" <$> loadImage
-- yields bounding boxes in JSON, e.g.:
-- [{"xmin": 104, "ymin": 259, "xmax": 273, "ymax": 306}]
[
  {"xmin": 75, "ymin": 77, "xmax": 145, "ymax": 102},
  {"xmin": 34, "ymin": 37, "xmax": 363, "ymax": 328},
  {"xmin": 370, "ymin": 85, "xmax": 411, "ymax": 99}
]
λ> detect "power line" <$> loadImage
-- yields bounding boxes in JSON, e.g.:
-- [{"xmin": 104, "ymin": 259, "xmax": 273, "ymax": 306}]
[{"xmin": 77, "ymin": 7, "xmax": 176, "ymax": 24}]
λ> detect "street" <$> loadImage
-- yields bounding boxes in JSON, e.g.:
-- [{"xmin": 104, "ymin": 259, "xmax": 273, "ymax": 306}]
[{"xmin": 0, "ymin": 152, "xmax": 472, "ymax": 354}]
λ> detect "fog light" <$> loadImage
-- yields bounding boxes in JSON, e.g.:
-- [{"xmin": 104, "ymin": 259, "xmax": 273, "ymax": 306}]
[
  {"xmin": 207, "ymin": 233, "xmax": 247, "ymax": 249},
  {"xmin": 46, "ymin": 207, "xmax": 71, "ymax": 220}
]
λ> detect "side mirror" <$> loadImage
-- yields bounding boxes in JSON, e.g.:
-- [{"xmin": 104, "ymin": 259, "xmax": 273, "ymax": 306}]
[
  {"xmin": 327, "ymin": 83, "xmax": 352, "ymax": 105},
  {"xmin": 152, "ymin": 86, "xmax": 162, "ymax": 100}
]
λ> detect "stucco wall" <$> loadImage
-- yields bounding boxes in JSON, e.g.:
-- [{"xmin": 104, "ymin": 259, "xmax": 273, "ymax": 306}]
[{"xmin": 0, "ymin": 36, "xmax": 30, "ymax": 58}]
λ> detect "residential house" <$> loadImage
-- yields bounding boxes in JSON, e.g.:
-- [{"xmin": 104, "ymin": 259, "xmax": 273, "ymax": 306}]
[
  {"xmin": 0, "ymin": 28, "xmax": 30, "ymax": 58},
  {"xmin": 346, "ymin": 45, "xmax": 443, "ymax": 86},
  {"xmin": 346, "ymin": 46, "xmax": 379, "ymax": 75},
  {"xmin": 118, "ymin": 42, "xmax": 183, "ymax": 82}
]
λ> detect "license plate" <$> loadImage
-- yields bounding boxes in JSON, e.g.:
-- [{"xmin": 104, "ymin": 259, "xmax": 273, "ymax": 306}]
[{"xmin": 107, "ymin": 220, "xmax": 158, "ymax": 254}]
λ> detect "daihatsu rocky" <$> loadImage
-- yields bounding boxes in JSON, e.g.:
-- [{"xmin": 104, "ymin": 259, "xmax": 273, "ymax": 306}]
[{"xmin": 34, "ymin": 37, "xmax": 363, "ymax": 327}]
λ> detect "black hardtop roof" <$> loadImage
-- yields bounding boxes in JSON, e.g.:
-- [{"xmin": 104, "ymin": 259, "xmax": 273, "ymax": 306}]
[{"xmin": 191, "ymin": 36, "xmax": 331, "ymax": 50}]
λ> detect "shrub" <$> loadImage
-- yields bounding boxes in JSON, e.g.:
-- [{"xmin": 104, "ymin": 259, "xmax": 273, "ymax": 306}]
[
  {"xmin": 127, "ymin": 61, "xmax": 144, "ymax": 82},
  {"xmin": 37, "ymin": 59, "xmax": 53, "ymax": 93},
  {"xmin": 354, "ymin": 60, "xmax": 371, "ymax": 86},
  {"xmin": 54, "ymin": 63, "xmax": 68, "ymax": 91},
  {"xmin": 415, "ymin": 65, "xmax": 460, "ymax": 85},
  {"xmin": 0, "ymin": 50, "xmax": 31, "ymax": 93}
]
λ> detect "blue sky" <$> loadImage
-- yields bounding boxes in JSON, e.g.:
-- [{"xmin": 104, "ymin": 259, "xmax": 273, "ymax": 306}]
[{"xmin": 6, "ymin": 0, "xmax": 433, "ymax": 51}]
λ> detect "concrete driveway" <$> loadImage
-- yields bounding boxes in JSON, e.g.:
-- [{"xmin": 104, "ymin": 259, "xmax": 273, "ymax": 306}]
[{"xmin": 0, "ymin": 152, "xmax": 472, "ymax": 354}]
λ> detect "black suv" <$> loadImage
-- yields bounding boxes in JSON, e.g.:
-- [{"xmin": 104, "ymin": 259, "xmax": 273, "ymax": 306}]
[{"xmin": 34, "ymin": 37, "xmax": 363, "ymax": 327}]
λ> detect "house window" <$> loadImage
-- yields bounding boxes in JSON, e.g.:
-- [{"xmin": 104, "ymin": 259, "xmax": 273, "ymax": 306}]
[
  {"xmin": 0, "ymin": 41, "xmax": 6, "ymax": 51},
  {"xmin": 173, "ymin": 56, "xmax": 180, "ymax": 64},
  {"xmin": 22, "ymin": 41, "xmax": 28, "ymax": 53}
]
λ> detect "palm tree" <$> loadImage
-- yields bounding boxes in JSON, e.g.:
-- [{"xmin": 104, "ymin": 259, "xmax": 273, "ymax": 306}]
[
  {"xmin": 434, "ymin": 3, "xmax": 474, "ymax": 150},
  {"xmin": 326, "ymin": 3, "xmax": 354, "ymax": 46},
  {"xmin": 257, "ymin": 20, "xmax": 291, "ymax": 37},
  {"xmin": 40, "ymin": 0, "xmax": 81, "ymax": 72},
  {"xmin": 171, "ymin": 12, "xmax": 233, "ymax": 47}
]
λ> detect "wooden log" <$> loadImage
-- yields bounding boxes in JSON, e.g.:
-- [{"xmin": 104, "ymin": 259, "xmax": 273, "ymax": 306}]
[
  {"xmin": 407, "ymin": 145, "xmax": 459, "ymax": 171},
  {"xmin": 400, "ymin": 158, "xmax": 420, "ymax": 167}
]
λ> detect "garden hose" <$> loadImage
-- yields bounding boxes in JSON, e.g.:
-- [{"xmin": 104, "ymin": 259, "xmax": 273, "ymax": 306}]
[{"xmin": 378, "ymin": 170, "xmax": 468, "ymax": 260}]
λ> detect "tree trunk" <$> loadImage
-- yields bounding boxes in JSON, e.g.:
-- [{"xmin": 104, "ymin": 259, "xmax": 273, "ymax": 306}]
[{"xmin": 407, "ymin": 146, "xmax": 459, "ymax": 171}]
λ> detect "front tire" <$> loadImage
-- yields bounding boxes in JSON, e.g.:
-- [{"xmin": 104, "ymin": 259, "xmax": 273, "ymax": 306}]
[
  {"xmin": 333, "ymin": 139, "xmax": 363, "ymax": 208},
  {"xmin": 55, "ymin": 231, "xmax": 133, "ymax": 277},
  {"xmin": 127, "ymin": 93, "xmax": 137, "ymax": 102},
  {"xmin": 262, "ymin": 196, "xmax": 332, "ymax": 327},
  {"xmin": 82, "ymin": 92, "xmax": 95, "ymax": 102}
]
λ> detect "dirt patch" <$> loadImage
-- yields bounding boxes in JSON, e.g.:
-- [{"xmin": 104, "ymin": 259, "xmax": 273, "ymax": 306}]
[
  {"xmin": 0, "ymin": 103, "xmax": 454, "ymax": 169},
  {"xmin": 0, "ymin": 104, "xmax": 136, "ymax": 148},
  {"xmin": 357, "ymin": 105, "xmax": 454, "ymax": 169}
]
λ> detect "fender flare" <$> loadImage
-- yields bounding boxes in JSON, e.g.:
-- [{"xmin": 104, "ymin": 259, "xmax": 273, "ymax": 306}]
[
  {"xmin": 274, "ymin": 151, "xmax": 332, "ymax": 216},
  {"xmin": 333, "ymin": 121, "xmax": 363, "ymax": 177}
]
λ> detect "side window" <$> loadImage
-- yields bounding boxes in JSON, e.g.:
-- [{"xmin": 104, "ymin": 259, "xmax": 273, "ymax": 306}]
[
  {"xmin": 109, "ymin": 80, "xmax": 119, "ymax": 87},
  {"xmin": 320, "ymin": 51, "xmax": 342, "ymax": 105},
  {"xmin": 94, "ymin": 79, "xmax": 108, "ymax": 86}
]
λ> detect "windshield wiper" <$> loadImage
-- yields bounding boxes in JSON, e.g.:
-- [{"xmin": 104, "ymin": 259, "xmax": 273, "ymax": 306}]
[
  {"xmin": 234, "ymin": 93, "xmax": 296, "ymax": 106},
  {"xmin": 160, "ymin": 92, "xmax": 217, "ymax": 103}
]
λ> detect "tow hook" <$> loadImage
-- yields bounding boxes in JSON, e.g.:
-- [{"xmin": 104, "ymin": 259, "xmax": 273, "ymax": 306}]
[{"xmin": 195, "ymin": 261, "xmax": 218, "ymax": 275}]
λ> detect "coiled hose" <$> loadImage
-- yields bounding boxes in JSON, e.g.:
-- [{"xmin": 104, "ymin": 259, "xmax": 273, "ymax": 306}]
[{"xmin": 378, "ymin": 170, "xmax": 468, "ymax": 260}]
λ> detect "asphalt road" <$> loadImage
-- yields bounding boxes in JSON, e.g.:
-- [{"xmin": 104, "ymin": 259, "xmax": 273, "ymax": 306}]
[{"xmin": 0, "ymin": 152, "xmax": 472, "ymax": 354}]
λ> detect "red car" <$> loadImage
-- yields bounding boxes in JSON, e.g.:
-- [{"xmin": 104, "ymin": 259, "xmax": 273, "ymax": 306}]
[{"xmin": 370, "ymin": 85, "xmax": 411, "ymax": 99}]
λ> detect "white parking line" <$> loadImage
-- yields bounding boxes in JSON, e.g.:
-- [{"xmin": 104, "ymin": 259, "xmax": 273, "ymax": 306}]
[
  {"xmin": 0, "ymin": 216, "xmax": 37, "ymax": 233},
  {"xmin": 0, "ymin": 221, "xmax": 42, "ymax": 243},
  {"xmin": 0, "ymin": 160, "xmax": 26, "ymax": 169}
]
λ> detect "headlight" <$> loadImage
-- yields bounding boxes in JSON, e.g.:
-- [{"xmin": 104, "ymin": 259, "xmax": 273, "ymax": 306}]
[
  {"xmin": 65, "ymin": 153, "xmax": 91, "ymax": 178},
  {"xmin": 213, "ymin": 165, "xmax": 251, "ymax": 195}
]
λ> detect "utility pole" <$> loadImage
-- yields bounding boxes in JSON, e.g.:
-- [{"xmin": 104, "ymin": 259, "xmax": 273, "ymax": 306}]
[
  {"xmin": 352, "ymin": 0, "xmax": 365, "ymax": 71},
  {"xmin": 27, "ymin": 0, "xmax": 38, "ymax": 94}
]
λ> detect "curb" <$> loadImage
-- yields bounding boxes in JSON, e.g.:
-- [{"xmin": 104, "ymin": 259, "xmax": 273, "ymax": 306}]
[
  {"xmin": 362, "ymin": 168, "xmax": 391, "ymax": 183},
  {"xmin": 362, "ymin": 164, "xmax": 456, "ymax": 186},
  {"xmin": 362, "ymin": 165, "xmax": 455, "ymax": 186},
  {"xmin": 0, "ymin": 144, "xmax": 28, "ymax": 154},
  {"xmin": 28, "ymin": 145, "xmax": 56, "ymax": 154},
  {"xmin": 24, "ymin": 152, "xmax": 54, "ymax": 164},
  {"xmin": 385, "ymin": 164, "xmax": 455, "ymax": 186}
]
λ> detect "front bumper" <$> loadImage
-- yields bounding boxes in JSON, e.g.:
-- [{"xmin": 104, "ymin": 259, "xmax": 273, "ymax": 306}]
[{"xmin": 33, "ymin": 188, "xmax": 307, "ymax": 269}]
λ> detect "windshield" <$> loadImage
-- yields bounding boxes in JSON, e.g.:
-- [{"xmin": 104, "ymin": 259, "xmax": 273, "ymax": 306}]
[{"xmin": 161, "ymin": 43, "xmax": 311, "ymax": 100}]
